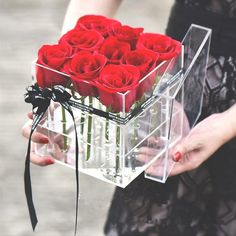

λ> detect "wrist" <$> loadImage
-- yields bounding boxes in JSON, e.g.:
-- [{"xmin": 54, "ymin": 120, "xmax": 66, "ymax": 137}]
[
  {"xmin": 229, "ymin": 104, "xmax": 236, "ymax": 137},
  {"xmin": 222, "ymin": 104, "xmax": 236, "ymax": 140}
]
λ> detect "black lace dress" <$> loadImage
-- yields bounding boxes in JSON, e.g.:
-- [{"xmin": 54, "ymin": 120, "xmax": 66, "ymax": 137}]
[{"xmin": 104, "ymin": 1, "xmax": 236, "ymax": 235}]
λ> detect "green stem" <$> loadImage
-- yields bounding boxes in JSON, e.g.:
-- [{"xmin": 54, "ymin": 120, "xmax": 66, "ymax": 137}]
[
  {"xmin": 80, "ymin": 115, "xmax": 85, "ymax": 134},
  {"xmin": 115, "ymin": 125, "xmax": 120, "ymax": 176},
  {"xmin": 132, "ymin": 101, "xmax": 141, "ymax": 147},
  {"xmin": 80, "ymin": 97, "xmax": 85, "ymax": 135},
  {"xmin": 105, "ymin": 109, "xmax": 109, "ymax": 141},
  {"xmin": 60, "ymin": 81, "xmax": 73, "ymax": 152},
  {"xmin": 86, "ymin": 97, "xmax": 93, "ymax": 161},
  {"xmin": 61, "ymin": 106, "xmax": 68, "ymax": 151}
]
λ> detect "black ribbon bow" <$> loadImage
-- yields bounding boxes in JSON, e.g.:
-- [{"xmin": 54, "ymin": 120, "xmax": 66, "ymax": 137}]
[{"xmin": 24, "ymin": 84, "xmax": 79, "ymax": 236}]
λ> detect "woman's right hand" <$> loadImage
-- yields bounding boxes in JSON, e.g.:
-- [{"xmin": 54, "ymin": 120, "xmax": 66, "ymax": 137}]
[{"xmin": 22, "ymin": 112, "xmax": 55, "ymax": 166}]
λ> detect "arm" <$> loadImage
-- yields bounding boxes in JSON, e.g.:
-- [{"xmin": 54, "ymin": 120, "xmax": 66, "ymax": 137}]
[
  {"xmin": 61, "ymin": 0, "xmax": 122, "ymax": 34},
  {"xmin": 170, "ymin": 104, "xmax": 236, "ymax": 175}
]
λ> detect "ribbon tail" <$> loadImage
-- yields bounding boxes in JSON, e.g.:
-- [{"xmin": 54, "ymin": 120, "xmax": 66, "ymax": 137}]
[
  {"xmin": 74, "ymin": 115, "xmax": 79, "ymax": 236},
  {"xmin": 24, "ymin": 131, "xmax": 38, "ymax": 230},
  {"xmin": 61, "ymin": 103, "xmax": 79, "ymax": 236},
  {"xmin": 24, "ymin": 111, "xmax": 47, "ymax": 231}
]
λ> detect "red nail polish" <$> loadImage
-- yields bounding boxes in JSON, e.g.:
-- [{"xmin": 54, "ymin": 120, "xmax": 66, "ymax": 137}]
[
  {"xmin": 40, "ymin": 137, "xmax": 49, "ymax": 144},
  {"xmin": 45, "ymin": 158, "xmax": 54, "ymax": 165},
  {"xmin": 173, "ymin": 152, "xmax": 182, "ymax": 162}
]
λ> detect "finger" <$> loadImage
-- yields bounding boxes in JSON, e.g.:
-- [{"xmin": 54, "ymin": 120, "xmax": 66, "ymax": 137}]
[
  {"xmin": 138, "ymin": 147, "xmax": 159, "ymax": 156},
  {"xmin": 147, "ymin": 136, "xmax": 159, "ymax": 145},
  {"xmin": 170, "ymin": 162, "xmax": 189, "ymax": 176},
  {"xmin": 27, "ymin": 112, "xmax": 33, "ymax": 120},
  {"xmin": 171, "ymin": 136, "xmax": 201, "ymax": 162},
  {"xmin": 136, "ymin": 154, "xmax": 152, "ymax": 163},
  {"xmin": 170, "ymin": 152, "xmax": 201, "ymax": 176},
  {"xmin": 147, "ymin": 136, "xmax": 166, "ymax": 147},
  {"xmin": 22, "ymin": 123, "xmax": 49, "ymax": 144},
  {"xmin": 136, "ymin": 147, "xmax": 159, "ymax": 163},
  {"xmin": 53, "ymin": 144, "xmax": 69, "ymax": 162},
  {"xmin": 170, "ymin": 161, "xmax": 199, "ymax": 176},
  {"xmin": 145, "ymin": 162, "xmax": 165, "ymax": 177},
  {"xmin": 30, "ymin": 152, "xmax": 55, "ymax": 166},
  {"xmin": 53, "ymin": 133, "xmax": 67, "ymax": 149}
]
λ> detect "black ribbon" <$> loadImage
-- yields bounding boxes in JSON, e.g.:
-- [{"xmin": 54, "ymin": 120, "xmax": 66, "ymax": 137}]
[{"xmin": 24, "ymin": 84, "xmax": 79, "ymax": 236}]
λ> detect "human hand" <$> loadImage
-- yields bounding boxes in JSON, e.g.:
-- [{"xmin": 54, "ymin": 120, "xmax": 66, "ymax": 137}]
[
  {"xmin": 170, "ymin": 110, "xmax": 236, "ymax": 176},
  {"xmin": 140, "ymin": 104, "xmax": 236, "ymax": 178},
  {"xmin": 22, "ymin": 112, "xmax": 55, "ymax": 166},
  {"xmin": 136, "ymin": 101, "xmax": 189, "ymax": 175}
]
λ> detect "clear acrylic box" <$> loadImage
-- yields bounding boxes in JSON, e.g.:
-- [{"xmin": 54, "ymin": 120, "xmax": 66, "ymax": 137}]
[
  {"xmin": 34, "ymin": 24, "xmax": 211, "ymax": 187},
  {"xmin": 145, "ymin": 24, "xmax": 211, "ymax": 183}
]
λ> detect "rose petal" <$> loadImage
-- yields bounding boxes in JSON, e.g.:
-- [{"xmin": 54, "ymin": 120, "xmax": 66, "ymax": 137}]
[{"xmin": 95, "ymin": 64, "xmax": 140, "ymax": 112}]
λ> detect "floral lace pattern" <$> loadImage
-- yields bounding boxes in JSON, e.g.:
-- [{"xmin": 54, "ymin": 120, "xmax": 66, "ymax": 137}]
[
  {"xmin": 203, "ymin": 56, "xmax": 236, "ymax": 116},
  {"xmin": 177, "ymin": 0, "xmax": 236, "ymax": 17}
]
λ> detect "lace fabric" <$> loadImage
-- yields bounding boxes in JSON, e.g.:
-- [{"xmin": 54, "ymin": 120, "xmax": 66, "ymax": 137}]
[
  {"xmin": 104, "ymin": 1, "xmax": 236, "ymax": 235},
  {"xmin": 177, "ymin": 0, "xmax": 236, "ymax": 17},
  {"xmin": 104, "ymin": 56, "xmax": 236, "ymax": 236}
]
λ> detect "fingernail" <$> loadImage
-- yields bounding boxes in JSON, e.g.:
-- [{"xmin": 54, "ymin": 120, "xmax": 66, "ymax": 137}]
[
  {"xmin": 173, "ymin": 152, "xmax": 182, "ymax": 162},
  {"xmin": 40, "ymin": 137, "xmax": 49, "ymax": 144},
  {"xmin": 45, "ymin": 158, "xmax": 55, "ymax": 165}
]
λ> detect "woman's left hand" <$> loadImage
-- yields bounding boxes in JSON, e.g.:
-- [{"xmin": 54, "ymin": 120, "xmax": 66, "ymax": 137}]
[
  {"xmin": 142, "ymin": 104, "xmax": 236, "ymax": 177},
  {"xmin": 170, "ymin": 111, "xmax": 236, "ymax": 176}
]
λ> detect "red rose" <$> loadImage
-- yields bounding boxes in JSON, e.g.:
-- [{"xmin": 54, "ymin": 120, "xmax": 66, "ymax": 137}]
[
  {"xmin": 99, "ymin": 36, "xmax": 130, "ymax": 64},
  {"xmin": 64, "ymin": 52, "xmax": 107, "ymax": 97},
  {"xmin": 95, "ymin": 64, "xmax": 140, "ymax": 112},
  {"xmin": 122, "ymin": 49, "xmax": 159, "ymax": 77},
  {"xmin": 112, "ymin": 25, "xmax": 143, "ymax": 49},
  {"xmin": 122, "ymin": 49, "xmax": 159, "ymax": 100},
  {"xmin": 36, "ymin": 44, "xmax": 73, "ymax": 88},
  {"xmin": 136, "ymin": 33, "xmax": 181, "ymax": 61},
  {"xmin": 75, "ymin": 15, "xmax": 121, "ymax": 37},
  {"xmin": 59, "ymin": 29, "xmax": 104, "ymax": 52}
]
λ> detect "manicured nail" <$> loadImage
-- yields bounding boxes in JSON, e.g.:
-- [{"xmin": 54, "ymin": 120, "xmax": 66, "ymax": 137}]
[
  {"xmin": 40, "ymin": 137, "xmax": 49, "ymax": 144},
  {"xmin": 45, "ymin": 158, "xmax": 55, "ymax": 165},
  {"xmin": 173, "ymin": 152, "xmax": 182, "ymax": 162}
]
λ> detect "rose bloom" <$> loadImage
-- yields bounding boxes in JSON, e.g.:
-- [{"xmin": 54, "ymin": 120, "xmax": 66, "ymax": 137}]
[
  {"xmin": 122, "ymin": 49, "xmax": 159, "ymax": 99},
  {"xmin": 36, "ymin": 44, "xmax": 73, "ymax": 88},
  {"xmin": 75, "ymin": 14, "xmax": 121, "ymax": 37},
  {"xmin": 95, "ymin": 64, "xmax": 140, "ymax": 112},
  {"xmin": 112, "ymin": 24, "xmax": 143, "ymax": 49},
  {"xmin": 136, "ymin": 33, "xmax": 181, "ymax": 61},
  {"xmin": 64, "ymin": 51, "xmax": 107, "ymax": 97},
  {"xmin": 122, "ymin": 49, "xmax": 159, "ymax": 77},
  {"xmin": 99, "ymin": 36, "xmax": 131, "ymax": 64},
  {"xmin": 59, "ymin": 29, "xmax": 104, "ymax": 52}
]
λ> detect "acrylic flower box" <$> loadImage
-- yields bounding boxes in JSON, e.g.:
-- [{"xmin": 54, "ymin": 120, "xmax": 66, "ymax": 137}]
[{"xmin": 34, "ymin": 24, "xmax": 211, "ymax": 187}]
